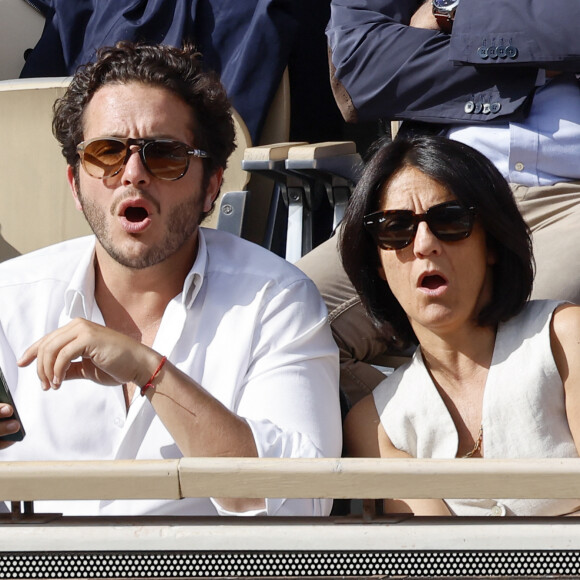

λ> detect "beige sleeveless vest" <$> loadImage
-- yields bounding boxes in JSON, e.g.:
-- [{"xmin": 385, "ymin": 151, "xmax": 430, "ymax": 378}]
[{"xmin": 373, "ymin": 300, "xmax": 580, "ymax": 516}]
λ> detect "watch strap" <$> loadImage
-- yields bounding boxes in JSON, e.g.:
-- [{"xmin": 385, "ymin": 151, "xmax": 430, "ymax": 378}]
[{"xmin": 434, "ymin": 11, "xmax": 454, "ymax": 33}]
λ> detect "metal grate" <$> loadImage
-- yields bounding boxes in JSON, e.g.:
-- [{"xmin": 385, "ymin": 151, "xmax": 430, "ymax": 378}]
[{"xmin": 1, "ymin": 551, "xmax": 580, "ymax": 578}]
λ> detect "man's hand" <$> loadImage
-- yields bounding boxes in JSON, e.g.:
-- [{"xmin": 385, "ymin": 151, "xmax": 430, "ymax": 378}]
[
  {"xmin": 16, "ymin": 319, "xmax": 262, "ymax": 512},
  {"xmin": 410, "ymin": 1, "xmax": 440, "ymax": 30},
  {"xmin": 17, "ymin": 318, "xmax": 156, "ymax": 390},
  {"xmin": 0, "ymin": 404, "xmax": 20, "ymax": 449}
]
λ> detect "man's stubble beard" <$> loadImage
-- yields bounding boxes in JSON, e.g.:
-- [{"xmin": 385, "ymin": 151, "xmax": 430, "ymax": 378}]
[{"xmin": 77, "ymin": 191, "xmax": 203, "ymax": 270}]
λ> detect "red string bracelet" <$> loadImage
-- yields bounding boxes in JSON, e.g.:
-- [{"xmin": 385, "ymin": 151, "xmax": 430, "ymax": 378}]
[{"xmin": 140, "ymin": 356, "xmax": 167, "ymax": 397}]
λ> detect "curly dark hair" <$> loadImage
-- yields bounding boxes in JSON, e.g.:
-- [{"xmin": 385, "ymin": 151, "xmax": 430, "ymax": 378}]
[
  {"xmin": 53, "ymin": 41, "xmax": 236, "ymax": 192},
  {"xmin": 339, "ymin": 134, "xmax": 535, "ymax": 347}
]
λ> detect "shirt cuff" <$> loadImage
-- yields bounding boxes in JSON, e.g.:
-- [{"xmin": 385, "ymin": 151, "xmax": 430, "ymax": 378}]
[{"xmin": 209, "ymin": 418, "xmax": 332, "ymax": 517}]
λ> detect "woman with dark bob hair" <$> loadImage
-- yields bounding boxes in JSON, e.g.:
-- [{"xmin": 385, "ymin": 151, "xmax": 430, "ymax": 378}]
[{"xmin": 341, "ymin": 135, "xmax": 580, "ymax": 516}]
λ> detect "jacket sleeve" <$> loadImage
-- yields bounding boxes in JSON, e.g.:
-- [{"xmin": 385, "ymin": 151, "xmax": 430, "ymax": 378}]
[
  {"xmin": 327, "ymin": 0, "xmax": 579, "ymax": 125},
  {"xmin": 451, "ymin": 1, "xmax": 580, "ymax": 67}
]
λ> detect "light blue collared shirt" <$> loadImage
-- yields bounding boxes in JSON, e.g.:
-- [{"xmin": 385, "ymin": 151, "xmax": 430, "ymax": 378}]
[{"xmin": 448, "ymin": 74, "xmax": 580, "ymax": 187}]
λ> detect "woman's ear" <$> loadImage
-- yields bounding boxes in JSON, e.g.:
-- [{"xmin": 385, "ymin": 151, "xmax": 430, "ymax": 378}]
[
  {"xmin": 378, "ymin": 263, "xmax": 387, "ymax": 281},
  {"xmin": 486, "ymin": 239, "xmax": 498, "ymax": 266}
]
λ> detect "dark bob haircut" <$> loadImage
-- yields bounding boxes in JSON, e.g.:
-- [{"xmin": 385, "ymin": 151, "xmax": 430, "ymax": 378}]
[
  {"xmin": 339, "ymin": 134, "xmax": 534, "ymax": 346},
  {"xmin": 53, "ymin": 41, "xmax": 235, "ymax": 189}
]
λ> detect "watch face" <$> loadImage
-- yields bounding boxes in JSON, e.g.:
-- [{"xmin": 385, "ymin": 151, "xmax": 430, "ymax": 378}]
[{"xmin": 433, "ymin": 0, "xmax": 459, "ymax": 8}]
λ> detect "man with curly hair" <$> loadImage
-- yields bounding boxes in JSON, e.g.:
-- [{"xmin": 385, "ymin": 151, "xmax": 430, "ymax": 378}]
[{"xmin": 0, "ymin": 42, "xmax": 341, "ymax": 517}]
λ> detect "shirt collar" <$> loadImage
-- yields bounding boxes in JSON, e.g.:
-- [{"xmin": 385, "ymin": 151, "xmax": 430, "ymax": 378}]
[
  {"xmin": 62, "ymin": 230, "xmax": 208, "ymax": 318},
  {"xmin": 64, "ymin": 238, "xmax": 98, "ymax": 319},
  {"xmin": 182, "ymin": 228, "xmax": 207, "ymax": 309}
]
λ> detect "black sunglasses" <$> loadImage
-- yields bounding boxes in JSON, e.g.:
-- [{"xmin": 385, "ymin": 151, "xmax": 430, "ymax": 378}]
[
  {"xmin": 77, "ymin": 137, "xmax": 210, "ymax": 181},
  {"xmin": 364, "ymin": 201, "xmax": 476, "ymax": 250}
]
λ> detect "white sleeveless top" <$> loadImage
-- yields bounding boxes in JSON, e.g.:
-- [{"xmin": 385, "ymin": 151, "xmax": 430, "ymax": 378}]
[{"xmin": 373, "ymin": 300, "xmax": 580, "ymax": 516}]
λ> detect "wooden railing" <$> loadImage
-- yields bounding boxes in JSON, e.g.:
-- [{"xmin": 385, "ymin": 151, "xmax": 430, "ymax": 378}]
[
  {"xmin": 3, "ymin": 457, "xmax": 580, "ymax": 503},
  {"xmin": 2, "ymin": 458, "xmax": 580, "ymax": 578}
]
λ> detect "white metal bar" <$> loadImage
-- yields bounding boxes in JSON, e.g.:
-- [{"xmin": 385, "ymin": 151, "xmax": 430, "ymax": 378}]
[
  {"xmin": 1, "ymin": 517, "xmax": 580, "ymax": 552},
  {"xmin": 285, "ymin": 196, "xmax": 303, "ymax": 263}
]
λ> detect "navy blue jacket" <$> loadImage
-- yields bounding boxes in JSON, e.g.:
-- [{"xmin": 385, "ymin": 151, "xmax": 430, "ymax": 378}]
[
  {"xmin": 21, "ymin": 0, "xmax": 322, "ymax": 143},
  {"xmin": 327, "ymin": 0, "xmax": 580, "ymax": 126}
]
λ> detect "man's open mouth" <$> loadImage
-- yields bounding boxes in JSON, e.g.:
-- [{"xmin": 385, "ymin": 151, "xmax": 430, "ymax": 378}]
[{"xmin": 124, "ymin": 206, "xmax": 149, "ymax": 223}]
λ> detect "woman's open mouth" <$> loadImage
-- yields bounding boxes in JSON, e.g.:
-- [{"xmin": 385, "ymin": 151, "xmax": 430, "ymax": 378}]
[
  {"xmin": 421, "ymin": 274, "xmax": 447, "ymax": 290},
  {"xmin": 418, "ymin": 272, "xmax": 449, "ymax": 295}
]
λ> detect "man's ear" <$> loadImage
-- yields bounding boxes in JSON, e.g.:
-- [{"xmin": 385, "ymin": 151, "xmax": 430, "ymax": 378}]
[
  {"xmin": 203, "ymin": 167, "xmax": 224, "ymax": 213},
  {"xmin": 67, "ymin": 166, "xmax": 83, "ymax": 212}
]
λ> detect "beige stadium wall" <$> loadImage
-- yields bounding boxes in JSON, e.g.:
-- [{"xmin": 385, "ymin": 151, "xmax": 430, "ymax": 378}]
[{"xmin": 0, "ymin": 78, "xmax": 93, "ymax": 260}]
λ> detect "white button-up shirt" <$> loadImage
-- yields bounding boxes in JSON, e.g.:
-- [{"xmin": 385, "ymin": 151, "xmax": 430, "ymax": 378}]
[{"xmin": 0, "ymin": 229, "xmax": 341, "ymax": 516}]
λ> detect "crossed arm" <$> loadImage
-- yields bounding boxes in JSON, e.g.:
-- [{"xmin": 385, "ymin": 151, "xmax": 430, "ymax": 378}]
[
  {"xmin": 344, "ymin": 394, "xmax": 451, "ymax": 515},
  {"xmin": 327, "ymin": 0, "xmax": 580, "ymax": 123}
]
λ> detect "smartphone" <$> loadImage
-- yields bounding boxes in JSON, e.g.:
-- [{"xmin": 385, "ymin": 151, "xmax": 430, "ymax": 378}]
[{"xmin": 0, "ymin": 365, "xmax": 25, "ymax": 442}]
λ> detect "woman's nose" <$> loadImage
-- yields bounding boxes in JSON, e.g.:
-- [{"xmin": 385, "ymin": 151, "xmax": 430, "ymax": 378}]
[{"xmin": 413, "ymin": 221, "xmax": 442, "ymax": 256}]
